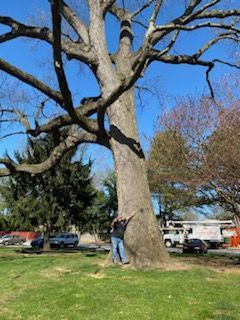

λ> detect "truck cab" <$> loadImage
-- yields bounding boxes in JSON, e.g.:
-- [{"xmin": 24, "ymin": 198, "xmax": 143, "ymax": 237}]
[{"xmin": 160, "ymin": 227, "xmax": 186, "ymax": 247}]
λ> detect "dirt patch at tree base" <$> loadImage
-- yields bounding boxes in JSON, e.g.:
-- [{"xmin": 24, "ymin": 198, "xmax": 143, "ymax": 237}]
[
  {"xmin": 101, "ymin": 255, "xmax": 240, "ymax": 272},
  {"xmin": 165, "ymin": 255, "xmax": 240, "ymax": 273}
]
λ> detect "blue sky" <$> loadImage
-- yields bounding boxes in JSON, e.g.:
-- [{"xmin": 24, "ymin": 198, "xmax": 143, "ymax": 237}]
[{"xmin": 0, "ymin": 0, "xmax": 238, "ymax": 174}]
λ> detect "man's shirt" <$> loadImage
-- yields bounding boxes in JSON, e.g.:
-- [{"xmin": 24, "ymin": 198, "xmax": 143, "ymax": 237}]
[{"xmin": 111, "ymin": 220, "xmax": 127, "ymax": 239}]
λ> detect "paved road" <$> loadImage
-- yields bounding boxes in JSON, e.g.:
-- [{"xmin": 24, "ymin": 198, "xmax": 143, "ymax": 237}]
[
  {"xmin": 79, "ymin": 243, "xmax": 240, "ymax": 256},
  {"xmin": 5, "ymin": 242, "xmax": 240, "ymax": 256},
  {"xmin": 78, "ymin": 243, "xmax": 240, "ymax": 256}
]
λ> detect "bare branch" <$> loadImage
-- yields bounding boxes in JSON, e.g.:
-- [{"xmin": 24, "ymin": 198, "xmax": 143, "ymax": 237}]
[
  {"xmin": 149, "ymin": 51, "xmax": 213, "ymax": 67},
  {"xmin": 0, "ymin": 130, "xmax": 110, "ymax": 177},
  {"xmin": 28, "ymin": 106, "xmax": 98, "ymax": 137},
  {"xmin": 34, "ymin": 99, "xmax": 50, "ymax": 126},
  {"xmin": 0, "ymin": 31, "xmax": 19, "ymax": 43},
  {"xmin": 0, "ymin": 21, "xmax": 98, "ymax": 134},
  {"xmin": 0, "ymin": 16, "xmax": 94, "ymax": 64},
  {"xmin": 155, "ymin": 22, "xmax": 240, "ymax": 33},
  {"xmin": 155, "ymin": 30, "xmax": 180, "ymax": 57},
  {"xmin": 106, "ymin": 2, "xmax": 127, "ymax": 20},
  {"xmin": 60, "ymin": 0, "xmax": 90, "ymax": 45},
  {"xmin": 196, "ymin": 8, "xmax": 240, "ymax": 20},
  {"xmin": 132, "ymin": 19, "xmax": 148, "ymax": 30},
  {"xmin": 213, "ymin": 59, "xmax": 240, "ymax": 69},
  {"xmin": 0, "ymin": 58, "xmax": 64, "ymax": 104},
  {"xmin": 0, "ymin": 108, "xmax": 30, "ymax": 130},
  {"xmin": 131, "ymin": 0, "xmax": 155, "ymax": 19},
  {"xmin": 51, "ymin": 0, "xmax": 74, "ymax": 111},
  {"xmin": 146, "ymin": 0, "xmax": 164, "ymax": 38},
  {"xmin": 149, "ymin": 50, "xmax": 217, "ymax": 96},
  {"xmin": 150, "ymin": 0, "xmax": 164, "ymax": 23},
  {"xmin": 102, "ymin": 0, "xmax": 115, "ymax": 14},
  {"xmin": 0, "ymin": 131, "xmax": 25, "ymax": 140},
  {"xmin": 184, "ymin": 0, "xmax": 221, "ymax": 21},
  {"xmin": 182, "ymin": 0, "xmax": 202, "ymax": 17},
  {"xmin": 206, "ymin": 64, "xmax": 214, "ymax": 98},
  {"xmin": 194, "ymin": 33, "xmax": 239, "ymax": 59},
  {"xmin": 143, "ymin": 1, "xmax": 240, "ymax": 49},
  {"xmin": 0, "ymin": 16, "xmax": 55, "ymax": 44}
]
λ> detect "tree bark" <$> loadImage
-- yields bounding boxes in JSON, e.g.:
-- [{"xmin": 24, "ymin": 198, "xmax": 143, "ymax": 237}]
[
  {"xmin": 43, "ymin": 224, "xmax": 51, "ymax": 251},
  {"xmin": 234, "ymin": 214, "xmax": 240, "ymax": 228}
]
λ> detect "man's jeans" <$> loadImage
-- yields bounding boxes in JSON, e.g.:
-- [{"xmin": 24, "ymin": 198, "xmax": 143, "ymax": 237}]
[{"xmin": 111, "ymin": 236, "xmax": 126, "ymax": 264}]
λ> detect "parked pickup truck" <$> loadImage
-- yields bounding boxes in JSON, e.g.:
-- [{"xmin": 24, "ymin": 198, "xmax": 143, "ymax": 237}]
[{"xmin": 161, "ymin": 227, "xmax": 186, "ymax": 248}]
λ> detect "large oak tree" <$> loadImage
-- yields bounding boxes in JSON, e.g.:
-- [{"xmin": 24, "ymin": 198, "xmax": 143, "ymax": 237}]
[{"xmin": 0, "ymin": 1, "xmax": 239, "ymax": 267}]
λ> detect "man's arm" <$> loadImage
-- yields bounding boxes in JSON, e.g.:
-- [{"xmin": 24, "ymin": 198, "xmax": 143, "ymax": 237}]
[
  {"xmin": 110, "ymin": 217, "xmax": 117, "ymax": 232},
  {"xmin": 126, "ymin": 213, "xmax": 136, "ymax": 222}
]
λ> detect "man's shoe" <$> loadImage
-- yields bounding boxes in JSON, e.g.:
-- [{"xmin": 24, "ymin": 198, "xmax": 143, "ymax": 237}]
[{"xmin": 122, "ymin": 261, "xmax": 130, "ymax": 265}]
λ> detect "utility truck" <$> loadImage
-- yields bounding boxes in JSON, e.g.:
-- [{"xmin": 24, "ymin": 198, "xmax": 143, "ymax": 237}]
[{"xmin": 160, "ymin": 220, "xmax": 234, "ymax": 248}]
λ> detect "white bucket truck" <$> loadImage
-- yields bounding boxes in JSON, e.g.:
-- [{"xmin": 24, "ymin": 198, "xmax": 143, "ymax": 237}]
[{"xmin": 161, "ymin": 220, "xmax": 234, "ymax": 248}]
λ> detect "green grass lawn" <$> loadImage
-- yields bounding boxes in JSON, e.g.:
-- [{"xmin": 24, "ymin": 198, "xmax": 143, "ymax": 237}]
[{"xmin": 0, "ymin": 247, "xmax": 239, "ymax": 320}]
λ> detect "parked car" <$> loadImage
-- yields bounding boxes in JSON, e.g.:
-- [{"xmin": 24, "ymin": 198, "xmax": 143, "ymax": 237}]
[
  {"xmin": 182, "ymin": 239, "xmax": 208, "ymax": 254},
  {"xmin": 31, "ymin": 236, "xmax": 44, "ymax": 248},
  {"xmin": 31, "ymin": 235, "xmax": 58, "ymax": 248},
  {"xmin": 0, "ymin": 234, "xmax": 26, "ymax": 245},
  {"xmin": 50, "ymin": 233, "xmax": 79, "ymax": 248}
]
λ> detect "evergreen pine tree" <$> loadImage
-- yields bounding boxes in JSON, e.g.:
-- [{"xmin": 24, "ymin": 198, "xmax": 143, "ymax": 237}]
[{"xmin": 0, "ymin": 133, "xmax": 96, "ymax": 250}]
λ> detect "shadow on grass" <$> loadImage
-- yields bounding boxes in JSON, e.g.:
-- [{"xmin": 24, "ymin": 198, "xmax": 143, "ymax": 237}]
[{"xmin": 15, "ymin": 246, "xmax": 109, "ymax": 258}]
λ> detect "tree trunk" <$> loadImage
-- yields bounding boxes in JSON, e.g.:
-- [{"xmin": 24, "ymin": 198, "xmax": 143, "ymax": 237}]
[
  {"xmin": 43, "ymin": 225, "xmax": 51, "ymax": 251},
  {"xmin": 234, "ymin": 214, "xmax": 240, "ymax": 228},
  {"xmin": 89, "ymin": 4, "xmax": 169, "ymax": 267},
  {"xmin": 107, "ymin": 89, "xmax": 169, "ymax": 268}
]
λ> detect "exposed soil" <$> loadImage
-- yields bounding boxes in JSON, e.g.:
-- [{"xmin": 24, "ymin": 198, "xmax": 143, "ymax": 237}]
[{"xmin": 166, "ymin": 254, "xmax": 240, "ymax": 273}]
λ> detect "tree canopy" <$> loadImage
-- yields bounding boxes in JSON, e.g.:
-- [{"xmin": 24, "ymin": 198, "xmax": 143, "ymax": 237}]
[
  {"xmin": 151, "ymin": 88, "xmax": 240, "ymax": 226},
  {"xmin": 147, "ymin": 130, "xmax": 206, "ymax": 223},
  {"xmin": 0, "ymin": 1, "xmax": 239, "ymax": 175}
]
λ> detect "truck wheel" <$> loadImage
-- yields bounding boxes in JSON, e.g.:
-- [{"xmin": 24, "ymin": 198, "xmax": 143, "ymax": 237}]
[{"xmin": 165, "ymin": 240, "xmax": 172, "ymax": 248}]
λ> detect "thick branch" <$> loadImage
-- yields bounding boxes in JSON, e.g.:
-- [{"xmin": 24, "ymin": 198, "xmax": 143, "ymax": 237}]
[
  {"xmin": 146, "ymin": 0, "xmax": 164, "ymax": 38},
  {"xmin": 182, "ymin": 0, "xmax": 202, "ymax": 16},
  {"xmin": 51, "ymin": 0, "xmax": 74, "ymax": 111},
  {"xmin": 27, "ymin": 104, "xmax": 99, "ymax": 136},
  {"xmin": 0, "ymin": 130, "xmax": 109, "ymax": 177},
  {"xmin": 0, "ymin": 16, "xmax": 94, "ymax": 64},
  {"xmin": 0, "ymin": 59, "xmax": 98, "ymax": 134},
  {"xmin": 107, "ymin": 3, "xmax": 127, "ymax": 20},
  {"xmin": 0, "ymin": 58, "xmax": 64, "ymax": 104},
  {"xmin": 155, "ymin": 22, "xmax": 240, "ymax": 34},
  {"xmin": 196, "ymin": 9, "xmax": 240, "ymax": 19}
]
